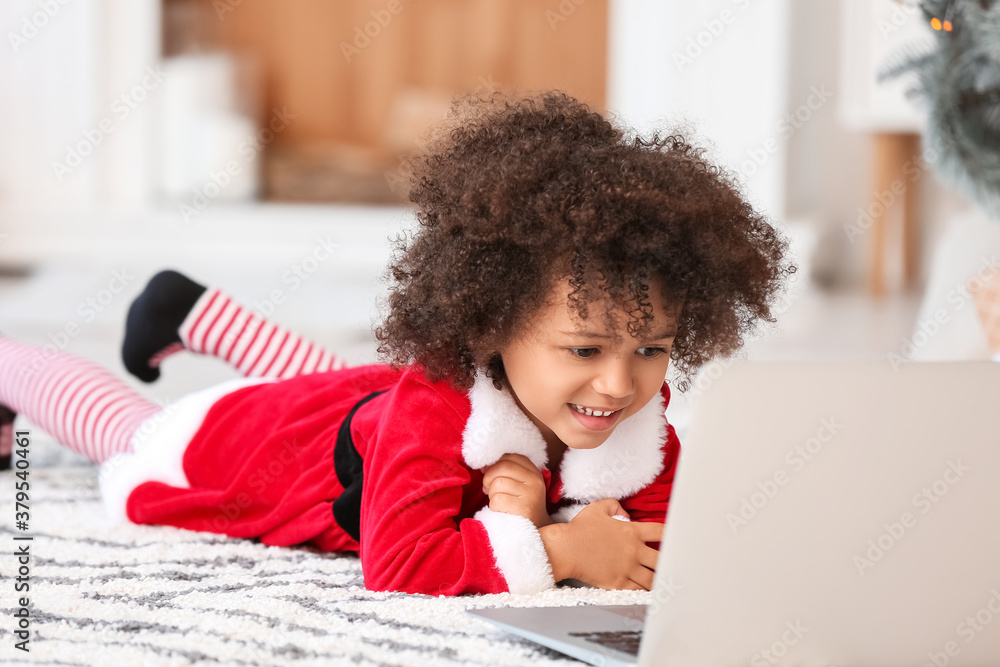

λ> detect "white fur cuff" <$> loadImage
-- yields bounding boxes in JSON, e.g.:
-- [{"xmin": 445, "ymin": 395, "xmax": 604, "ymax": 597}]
[{"xmin": 474, "ymin": 507, "xmax": 556, "ymax": 594}]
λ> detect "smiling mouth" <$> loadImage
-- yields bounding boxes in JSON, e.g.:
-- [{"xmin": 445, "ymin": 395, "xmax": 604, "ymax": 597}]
[
  {"xmin": 567, "ymin": 403, "xmax": 625, "ymax": 432},
  {"xmin": 569, "ymin": 403, "xmax": 623, "ymax": 417}
]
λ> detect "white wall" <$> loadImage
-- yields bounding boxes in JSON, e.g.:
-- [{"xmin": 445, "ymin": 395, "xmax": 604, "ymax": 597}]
[
  {"xmin": 607, "ymin": 0, "xmax": 973, "ymax": 288},
  {"xmin": 608, "ymin": 0, "xmax": 790, "ymax": 223},
  {"xmin": 0, "ymin": 0, "xmax": 159, "ymax": 212},
  {"xmin": 606, "ymin": 0, "xmax": 673, "ymax": 139},
  {"xmin": 1, "ymin": 0, "xmax": 101, "ymax": 209}
]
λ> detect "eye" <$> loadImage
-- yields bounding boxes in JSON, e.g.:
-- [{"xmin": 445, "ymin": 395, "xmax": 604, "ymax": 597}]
[
  {"xmin": 637, "ymin": 347, "xmax": 668, "ymax": 359},
  {"xmin": 568, "ymin": 348, "xmax": 597, "ymax": 358}
]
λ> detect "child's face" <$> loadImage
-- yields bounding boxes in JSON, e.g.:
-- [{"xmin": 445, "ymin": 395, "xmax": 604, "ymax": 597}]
[{"xmin": 500, "ymin": 278, "xmax": 677, "ymax": 453}]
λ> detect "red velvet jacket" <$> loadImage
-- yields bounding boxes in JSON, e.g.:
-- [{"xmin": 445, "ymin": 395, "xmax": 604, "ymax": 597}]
[{"xmin": 123, "ymin": 364, "xmax": 681, "ymax": 596}]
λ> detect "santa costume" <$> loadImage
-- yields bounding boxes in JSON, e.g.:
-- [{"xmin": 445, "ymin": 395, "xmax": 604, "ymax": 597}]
[
  {"xmin": 0, "ymin": 277, "xmax": 680, "ymax": 597},
  {"xmin": 101, "ymin": 362, "xmax": 680, "ymax": 597}
]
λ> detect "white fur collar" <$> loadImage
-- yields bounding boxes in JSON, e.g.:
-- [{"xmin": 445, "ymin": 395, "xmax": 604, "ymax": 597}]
[{"xmin": 460, "ymin": 371, "xmax": 668, "ymax": 503}]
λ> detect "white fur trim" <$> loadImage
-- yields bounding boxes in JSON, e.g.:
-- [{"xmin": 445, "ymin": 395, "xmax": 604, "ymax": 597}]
[
  {"xmin": 474, "ymin": 507, "xmax": 556, "ymax": 594},
  {"xmin": 100, "ymin": 377, "xmax": 277, "ymax": 524},
  {"xmin": 460, "ymin": 371, "xmax": 669, "ymax": 503},
  {"xmin": 559, "ymin": 390, "xmax": 667, "ymax": 503},
  {"xmin": 461, "ymin": 373, "xmax": 548, "ymax": 469}
]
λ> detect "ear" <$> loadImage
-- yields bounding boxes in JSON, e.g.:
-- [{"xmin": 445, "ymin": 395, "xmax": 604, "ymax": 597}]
[{"xmin": 485, "ymin": 353, "xmax": 506, "ymax": 391}]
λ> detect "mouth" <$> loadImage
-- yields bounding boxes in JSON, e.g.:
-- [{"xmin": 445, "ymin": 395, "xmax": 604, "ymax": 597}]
[{"xmin": 568, "ymin": 403, "xmax": 625, "ymax": 431}]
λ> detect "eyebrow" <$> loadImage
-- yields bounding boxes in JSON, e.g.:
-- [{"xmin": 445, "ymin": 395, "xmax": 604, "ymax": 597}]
[{"xmin": 559, "ymin": 329, "xmax": 678, "ymax": 341}]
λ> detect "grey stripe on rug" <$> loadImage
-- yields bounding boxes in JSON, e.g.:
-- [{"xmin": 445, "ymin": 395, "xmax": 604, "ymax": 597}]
[{"xmin": 0, "ymin": 467, "xmax": 650, "ymax": 666}]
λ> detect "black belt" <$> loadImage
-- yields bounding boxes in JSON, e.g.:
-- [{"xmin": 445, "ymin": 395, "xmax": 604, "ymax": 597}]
[{"xmin": 331, "ymin": 390, "xmax": 386, "ymax": 541}]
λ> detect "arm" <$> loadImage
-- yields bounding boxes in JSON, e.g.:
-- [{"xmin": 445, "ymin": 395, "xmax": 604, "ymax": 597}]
[
  {"xmin": 358, "ymin": 375, "xmax": 556, "ymax": 596},
  {"xmin": 479, "ymin": 454, "xmax": 662, "ymax": 590},
  {"xmin": 539, "ymin": 499, "xmax": 664, "ymax": 590},
  {"xmin": 477, "ymin": 433, "xmax": 676, "ymax": 589},
  {"xmin": 543, "ymin": 396, "xmax": 681, "ymax": 588},
  {"xmin": 618, "ymin": 420, "xmax": 681, "ymax": 550}
]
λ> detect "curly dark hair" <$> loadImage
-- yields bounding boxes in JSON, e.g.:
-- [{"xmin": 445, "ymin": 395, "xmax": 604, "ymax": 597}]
[{"xmin": 375, "ymin": 87, "xmax": 795, "ymax": 391}]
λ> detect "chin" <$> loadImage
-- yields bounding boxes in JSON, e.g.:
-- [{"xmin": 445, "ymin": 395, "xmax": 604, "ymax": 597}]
[
  {"xmin": 562, "ymin": 433, "xmax": 611, "ymax": 450},
  {"xmin": 569, "ymin": 442, "xmax": 606, "ymax": 451}
]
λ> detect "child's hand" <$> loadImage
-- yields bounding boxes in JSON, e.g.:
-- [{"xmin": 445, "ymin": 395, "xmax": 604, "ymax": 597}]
[
  {"xmin": 542, "ymin": 498, "xmax": 663, "ymax": 591},
  {"xmin": 481, "ymin": 453, "xmax": 552, "ymax": 528}
]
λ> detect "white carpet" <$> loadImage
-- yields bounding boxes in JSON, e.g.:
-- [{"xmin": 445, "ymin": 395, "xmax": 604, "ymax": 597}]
[{"xmin": 0, "ymin": 466, "xmax": 650, "ymax": 667}]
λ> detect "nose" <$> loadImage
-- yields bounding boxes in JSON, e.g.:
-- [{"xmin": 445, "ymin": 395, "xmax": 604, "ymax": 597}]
[{"xmin": 592, "ymin": 357, "xmax": 635, "ymax": 399}]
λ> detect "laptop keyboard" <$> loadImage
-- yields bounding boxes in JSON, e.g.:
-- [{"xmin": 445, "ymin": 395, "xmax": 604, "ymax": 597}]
[{"xmin": 568, "ymin": 630, "xmax": 643, "ymax": 656}]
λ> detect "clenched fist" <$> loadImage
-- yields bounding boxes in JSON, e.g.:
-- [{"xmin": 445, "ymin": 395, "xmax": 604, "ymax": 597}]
[{"xmin": 481, "ymin": 453, "xmax": 552, "ymax": 528}]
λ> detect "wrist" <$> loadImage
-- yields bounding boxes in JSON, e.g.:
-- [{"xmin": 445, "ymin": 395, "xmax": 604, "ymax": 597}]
[{"xmin": 538, "ymin": 522, "xmax": 574, "ymax": 582}]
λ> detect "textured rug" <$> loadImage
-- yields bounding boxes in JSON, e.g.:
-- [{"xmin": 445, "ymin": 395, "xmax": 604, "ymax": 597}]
[{"xmin": 0, "ymin": 465, "xmax": 650, "ymax": 667}]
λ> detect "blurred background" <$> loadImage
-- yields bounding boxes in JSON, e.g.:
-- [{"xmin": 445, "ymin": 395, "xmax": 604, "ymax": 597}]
[{"xmin": 1, "ymin": 0, "xmax": 998, "ymax": 462}]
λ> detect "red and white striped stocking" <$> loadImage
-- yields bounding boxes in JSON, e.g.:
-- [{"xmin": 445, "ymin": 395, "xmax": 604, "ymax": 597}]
[
  {"xmin": 178, "ymin": 288, "xmax": 347, "ymax": 379},
  {"xmin": 0, "ymin": 337, "xmax": 160, "ymax": 463}
]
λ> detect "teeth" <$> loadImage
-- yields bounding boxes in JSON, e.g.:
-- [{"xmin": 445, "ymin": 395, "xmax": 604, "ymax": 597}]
[{"xmin": 571, "ymin": 404, "xmax": 615, "ymax": 417}]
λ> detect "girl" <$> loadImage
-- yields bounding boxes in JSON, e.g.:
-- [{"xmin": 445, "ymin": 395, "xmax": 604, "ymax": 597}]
[{"xmin": 0, "ymin": 89, "xmax": 792, "ymax": 596}]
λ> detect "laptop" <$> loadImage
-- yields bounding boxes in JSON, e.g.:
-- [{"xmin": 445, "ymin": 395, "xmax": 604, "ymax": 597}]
[{"xmin": 467, "ymin": 361, "xmax": 1000, "ymax": 666}]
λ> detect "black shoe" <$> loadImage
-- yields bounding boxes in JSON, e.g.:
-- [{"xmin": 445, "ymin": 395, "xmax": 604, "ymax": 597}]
[
  {"xmin": 0, "ymin": 404, "xmax": 15, "ymax": 471},
  {"xmin": 122, "ymin": 270, "xmax": 207, "ymax": 383}
]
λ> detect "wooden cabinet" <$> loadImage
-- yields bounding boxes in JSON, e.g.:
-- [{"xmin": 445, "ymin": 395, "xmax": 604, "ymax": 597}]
[{"xmin": 163, "ymin": 0, "xmax": 608, "ymax": 203}]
